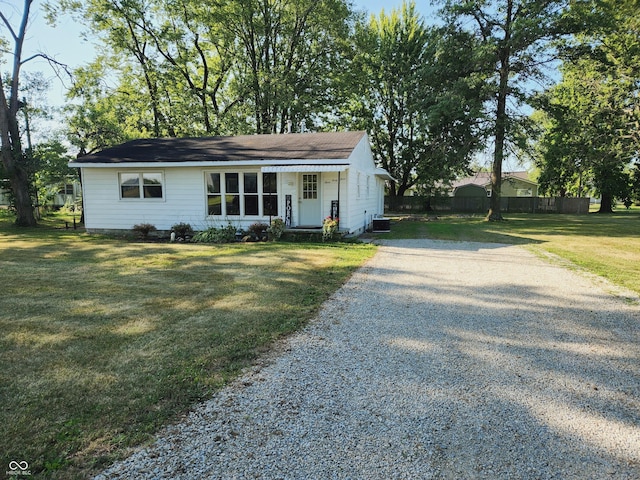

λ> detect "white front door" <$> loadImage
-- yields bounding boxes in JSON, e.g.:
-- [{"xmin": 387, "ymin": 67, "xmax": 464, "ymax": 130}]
[{"xmin": 299, "ymin": 173, "xmax": 321, "ymax": 226}]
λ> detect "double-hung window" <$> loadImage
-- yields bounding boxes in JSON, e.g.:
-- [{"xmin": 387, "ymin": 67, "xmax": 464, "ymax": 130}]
[
  {"xmin": 263, "ymin": 172, "xmax": 278, "ymax": 216},
  {"xmin": 244, "ymin": 173, "xmax": 259, "ymax": 215},
  {"xmin": 225, "ymin": 173, "xmax": 240, "ymax": 215},
  {"xmin": 120, "ymin": 172, "xmax": 163, "ymax": 199},
  {"xmin": 207, "ymin": 173, "xmax": 222, "ymax": 215}
]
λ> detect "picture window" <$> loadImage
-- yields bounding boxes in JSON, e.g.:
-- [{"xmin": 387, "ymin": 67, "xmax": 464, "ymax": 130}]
[{"xmin": 206, "ymin": 171, "xmax": 278, "ymax": 217}]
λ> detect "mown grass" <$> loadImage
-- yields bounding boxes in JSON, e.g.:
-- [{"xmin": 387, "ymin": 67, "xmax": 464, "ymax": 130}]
[
  {"xmin": 0, "ymin": 211, "xmax": 376, "ymax": 478},
  {"xmin": 376, "ymin": 206, "xmax": 640, "ymax": 296},
  {"xmin": 2, "ymin": 206, "xmax": 638, "ymax": 478}
]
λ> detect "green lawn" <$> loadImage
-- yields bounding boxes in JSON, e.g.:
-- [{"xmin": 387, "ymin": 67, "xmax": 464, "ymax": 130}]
[
  {"xmin": 376, "ymin": 207, "xmax": 640, "ymax": 296},
  {"xmin": 1, "ymin": 207, "xmax": 638, "ymax": 478},
  {"xmin": 0, "ymin": 212, "xmax": 376, "ymax": 478}
]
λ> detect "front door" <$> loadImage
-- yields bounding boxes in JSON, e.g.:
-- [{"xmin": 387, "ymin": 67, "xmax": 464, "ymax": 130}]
[{"xmin": 299, "ymin": 173, "xmax": 321, "ymax": 227}]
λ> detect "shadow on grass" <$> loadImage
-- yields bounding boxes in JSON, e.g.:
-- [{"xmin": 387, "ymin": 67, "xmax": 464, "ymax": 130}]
[
  {"xmin": 375, "ymin": 212, "xmax": 640, "ymax": 243},
  {"xmin": 0, "ymin": 221, "xmax": 376, "ymax": 478}
]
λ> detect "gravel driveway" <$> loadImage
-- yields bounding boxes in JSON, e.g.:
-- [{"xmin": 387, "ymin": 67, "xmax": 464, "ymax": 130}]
[{"xmin": 97, "ymin": 239, "xmax": 640, "ymax": 479}]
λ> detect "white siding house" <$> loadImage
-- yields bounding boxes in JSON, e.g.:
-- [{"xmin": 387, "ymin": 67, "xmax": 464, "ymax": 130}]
[{"xmin": 70, "ymin": 131, "xmax": 392, "ymax": 235}]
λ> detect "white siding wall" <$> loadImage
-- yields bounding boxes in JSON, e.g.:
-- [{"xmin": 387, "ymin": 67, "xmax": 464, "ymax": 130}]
[
  {"xmin": 320, "ymin": 172, "xmax": 342, "ymax": 222},
  {"xmin": 81, "ymin": 167, "xmax": 207, "ymax": 231},
  {"xmin": 83, "ymin": 166, "xmax": 292, "ymax": 232},
  {"xmin": 341, "ymin": 136, "xmax": 386, "ymax": 234}
]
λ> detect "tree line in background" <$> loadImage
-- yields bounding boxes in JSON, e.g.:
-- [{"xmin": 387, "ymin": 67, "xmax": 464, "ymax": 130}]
[{"xmin": 1, "ymin": 0, "xmax": 639, "ymax": 226}]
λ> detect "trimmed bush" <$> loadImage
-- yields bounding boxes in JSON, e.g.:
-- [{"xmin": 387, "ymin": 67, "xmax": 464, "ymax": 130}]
[
  {"xmin": 192, "ymin": 224, "xmax": 237, "ymax": 244},
  {"xmin": 171, "ymin": 222, "xmax": 194, "ymax": 239},
  {"xmin": 132, "ymin": 223, "xmax": 157, "ymax": 240},
  {"xmin": 247, "ymin": 222, "xmax": 269, "ymax": 241}
]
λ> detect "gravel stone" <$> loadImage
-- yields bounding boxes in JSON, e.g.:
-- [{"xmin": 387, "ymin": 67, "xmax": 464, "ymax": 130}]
[{"xmin": 95, "ymin": 239, "xmax": 640, "ymax": 479}]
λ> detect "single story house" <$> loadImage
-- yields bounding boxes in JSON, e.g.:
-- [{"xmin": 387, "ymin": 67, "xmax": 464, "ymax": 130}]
[
  {"xmin": 450, "ymin": 171, "xmax": 538, "ymax": 198},
  {"xmin": 69, "ymin": 131, "xmax": 393, "ymax": 235}
]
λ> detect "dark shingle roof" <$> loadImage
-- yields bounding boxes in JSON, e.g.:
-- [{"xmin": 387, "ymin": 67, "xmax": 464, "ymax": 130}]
[{"xmin": 74, "ymin": 131, "xmax": 366, "ymax": 164}]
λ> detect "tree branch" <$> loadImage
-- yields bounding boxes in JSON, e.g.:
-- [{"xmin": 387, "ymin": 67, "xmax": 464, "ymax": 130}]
[
  {"xmin": 0, "ymin": 10, "xmax": 18, "ymax": 41},
  {"xmin": 20, "ymin": 52, "xmax": 74, "ymax": 81}
]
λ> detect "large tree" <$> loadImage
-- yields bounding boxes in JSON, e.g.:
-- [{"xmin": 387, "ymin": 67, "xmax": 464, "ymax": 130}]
[
  {"xmin": 536, "ymin": 61, "xmax": 634, "ymax": 211},
  {"xmin": 343, "ymin": 2, "xmax": 486, "ymax": 197},
  {"xmin": 59, "ymin": 0, "xmax": 239, "ymax": 137},
  {"xmin": 535, "ymin": 0, "xmax": 640, "ymax": 212},
  {"xmin": 0, "ymin": 0, "xmax": 37, "ymax": 226},
  {"xmin": 59, "ymin": 0, "xmax": 354, "ymax": 137},
  {"xmin": 439, "ymin": 0, "xmax": 576, "ymax": 220},
  {"xmin": 224, "ymin": 0, "xmax": 353, "ymax": 134},
  {"xmin": 64, "ymin": 60, "xmax": 151, "ymax": 155}
]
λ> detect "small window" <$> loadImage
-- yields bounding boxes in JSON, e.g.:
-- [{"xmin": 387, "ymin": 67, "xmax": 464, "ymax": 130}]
[
  {"xmin": 263, "ymin": 172, "xmax": 277, "ymax": 193},
  {"xmin": 59, "ymin": 184, "xmax": 74, "ymax": 195},
  {"xmin": 207, "ymin": 173, "xmax": 222, "ymax": 215},
  {"xmin": 263, "ymin": 173, "xmax": 278, "ymax": 216},
  {"xmin": 244, "ymin": 173, "xmax": 259, "ymax": 215},
  {"xmin": 225, "ymin": 173, "xmax": 240, "ymax": 215},
  {"xmin": 143, "ymin": 173, "xmax": 163, "ymax": 198},
  {"xmin": 120, "ymin": 173, "xmax": 140, "ymax": 198},
  {"xmin": 226, "ymin": 173, "xmax": 239, "ymax": 194},
  {"xmin": 302, "ymin": 174, "xmax": 318, "ymax": 200},
  {"xmin": 120, "ymin": 172, "xmax": 163, "ymax": 199},
  {"xmin": 226, "ymin": 194, "xmax": 240, "ymax": 215}
]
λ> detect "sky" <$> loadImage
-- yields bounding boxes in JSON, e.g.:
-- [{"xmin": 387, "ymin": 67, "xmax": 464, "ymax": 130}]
[
  {"xmin": 14, "ymin": 0, "xmax": 440, "ymax": 108},
  {"xmin": 10, "ymin": 0, "xmax": 508, "ymax": 168}
]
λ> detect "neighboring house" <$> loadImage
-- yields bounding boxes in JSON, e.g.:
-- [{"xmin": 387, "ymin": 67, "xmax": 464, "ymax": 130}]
[
  {"xmin": 450, "ymin": 171, "xmax": 538, "ymax": 198},
  {"xmin": 50, "ymin": 180, "xmax": 83, "ymax": 209},
  {"xmin": 1, "ymin": 179, "xmax": 82, "ymax": 209},
  {"xmin": 0, "ymin": 185, "xmax": 10, "ymax": 207},
  {"xmin": 69, "ymin": 131, "xmax": 393, "ymax": 235}
]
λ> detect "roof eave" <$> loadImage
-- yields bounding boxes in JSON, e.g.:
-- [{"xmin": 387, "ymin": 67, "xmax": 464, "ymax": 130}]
[{"xmin": 69, "ymin": 158, "xmax": 352, "ymax": 168}]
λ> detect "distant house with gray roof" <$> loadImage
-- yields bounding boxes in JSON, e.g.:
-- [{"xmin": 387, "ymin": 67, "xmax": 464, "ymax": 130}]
[{"xmin": 450, "ymin": 171, "xmax": 538, "ymax": 198}]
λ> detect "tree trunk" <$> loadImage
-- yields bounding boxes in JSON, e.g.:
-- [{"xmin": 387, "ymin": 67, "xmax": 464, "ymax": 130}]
[
  {"xmin": 486, "ymin": 1, "xmax": 513, "ymax": 222},
  {"xmin": 487, "ymin": 68, "xmax": 508, "ymax": 222},
  {"xmin": 0, "ymin": 0, "xmax": 37, "ymax": 227},
  {"xmin": 598, "ymin": 193, "xmax": 614, "ymax": 213},
  {"xmin": 4, "ymin": 154, "xmax": 36, "ymax": 226},
  {"xmin": 388, "ymin": 181, "xmax": 398, "ymax": 197}
]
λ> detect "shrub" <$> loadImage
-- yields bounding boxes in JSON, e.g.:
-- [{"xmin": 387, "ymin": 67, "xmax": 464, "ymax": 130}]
[
  {"xmin": 171, "ymin": 222, "xmax": 194, "ymax": 239},
  {"xmin": 248, "ymin": 222, "xmax": 269, "ymax": 240},
  {"xmin": 267, "ymin": 218, "xmax": 286, "ymax": 241},
  {"xmin": 192, "ymin": 224, "xmax": 237, "ymax": 243},
  {"xmin": 132, "ymin": 223, "xmax": 157, "ymax": 240}
]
